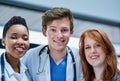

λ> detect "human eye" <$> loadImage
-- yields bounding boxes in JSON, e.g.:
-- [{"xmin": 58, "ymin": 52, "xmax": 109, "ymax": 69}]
[
  {"xmin": 50, "ymin": 28, "xmax": 56, "ymax": 32},
  {"xmin": 85, "ymin": 46, "xmax": 90, "ymax": 50},
  {"xmin": 95, "ymin": 43, "xmax": 101, "ymax": 47},
  {"xmin": 61, "ymin": 28, "xmax": 69, "ymax": 33},
  {"xmin": 23, "ymin": 35, "xmax": 29, "ymax": 41},
  {"xmin": 11, "ymin": 35, "xmax": 17, "ymax": 39}
]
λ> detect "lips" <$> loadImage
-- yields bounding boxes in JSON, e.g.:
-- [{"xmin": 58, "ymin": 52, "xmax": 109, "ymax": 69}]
[
  {"xmin": 54, "ymin": 40, "xmax": 65, "ymax": 46},
  {"xmin": 90, "ymin": 55, "xmax": 99, "ymax": 59},
  {"xmin": 15, "ymin": 47, "xmax": 25, "ymax": 52},
  {"xmin": 54, "ymin": 38, "xmax": 65, "ymax": 43},
  {"xmin": 55, "ymin": 40, "xmax": 64, "ymax": 43}
]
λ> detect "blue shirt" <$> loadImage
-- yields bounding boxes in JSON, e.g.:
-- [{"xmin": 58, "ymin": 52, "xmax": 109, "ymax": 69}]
[
  {"xmin": 116, "ymin": 73, "xmax": 120, "ymax": 81},
  {"xmin": 50, "ymin": 55, "xmax": 67, "ymax": 81}
]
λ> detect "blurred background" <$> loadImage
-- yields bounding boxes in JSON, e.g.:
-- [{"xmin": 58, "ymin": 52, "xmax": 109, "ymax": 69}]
[{"xmin": 0, "ymin": 0, "xmax": 120, "ymax": 69}]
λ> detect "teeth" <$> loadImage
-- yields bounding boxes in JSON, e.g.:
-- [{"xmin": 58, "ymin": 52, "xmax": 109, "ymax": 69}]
[
  {"xmin": 54, "ymin": 39, "xmax": 65, "ymax": 42},
  {"xmin": 91, "ymin": 55, "xmax": 98, "ymax": 59},
  {"xmin": 16, "ymin": 48, "xmax": 23, "ymax": 51}
]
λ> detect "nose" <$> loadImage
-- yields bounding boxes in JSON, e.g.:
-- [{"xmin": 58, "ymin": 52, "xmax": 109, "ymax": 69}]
[
  {"xmin": 91, "ymin": 47, "xmax": 96, "ymax": 54},
  {"xmin": 57, "ymin": 31, "xmax": 63, "ymax": 38},
  {"xmin": 17, "ymin": 38, "xmax": 24, "ymax": 45}
]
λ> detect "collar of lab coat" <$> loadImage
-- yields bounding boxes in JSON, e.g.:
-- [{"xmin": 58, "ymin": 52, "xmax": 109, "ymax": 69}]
[{"xmin": 39, "ymin": 46, "xmax": 74, "ymax": 81}]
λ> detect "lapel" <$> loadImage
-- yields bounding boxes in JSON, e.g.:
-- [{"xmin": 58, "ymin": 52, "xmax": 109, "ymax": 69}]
[
  {"xmin": 66, "ymin": 49, "xmax": 74, "ymax": 81},
  {"xmin": 40, "ymin": 47, "xmax": 51, "ymax": 81}
]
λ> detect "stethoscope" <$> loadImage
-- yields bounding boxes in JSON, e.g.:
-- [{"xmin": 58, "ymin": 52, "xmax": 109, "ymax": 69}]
[
  {"xmin": 37, "ymin": 45, "xmax": 76, "ymax": 81},
  {"xmin": 1, "ymin": 53, "xmax": 5, "ymax": 81},
  {"xmin": 1, "ymin": 45, "xmax": 77, "ymax": 81}
]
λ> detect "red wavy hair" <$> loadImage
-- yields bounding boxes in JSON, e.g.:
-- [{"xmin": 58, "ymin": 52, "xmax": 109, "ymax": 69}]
[{"xmin": 79, "ymin": 29, "xmax": 119, "ymax": 81}]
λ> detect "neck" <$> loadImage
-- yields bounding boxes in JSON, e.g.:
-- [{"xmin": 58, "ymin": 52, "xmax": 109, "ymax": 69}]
[
  {"xmin": 49, "ymin": 47, "xmax": 67, "ymax": 65},
  {"xmin": 94, "ymin": 79, "xmax": 103, "ymax": 81},
  {"xmin": 5, "ymin": 54, "xmax": 20, "ymax": 73},
  {"xmin": 93, "ymin": 66, "xmax": 104, "ymax": 81}
]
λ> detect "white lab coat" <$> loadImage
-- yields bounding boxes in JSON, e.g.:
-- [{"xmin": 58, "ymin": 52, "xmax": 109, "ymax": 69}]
[
  {"xmin": 22, "ymin": 45, "xmax": 83, "ymax": 81},
  {"xmin": 0, "ymin": 53, "xmax": 32, "ymax": 81}
]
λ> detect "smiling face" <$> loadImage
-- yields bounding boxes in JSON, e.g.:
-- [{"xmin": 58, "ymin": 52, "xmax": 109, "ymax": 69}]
[
  {"xmin": 2, "ymin": 24, "xmax": 29, "ymax": 59},
  {"xmin": 84, "ymin": 36, "xmax": 106, "ymax": 67},
  {"xmin": 42, "ymin": 17, "xmax": 73, "ymax": 52}
]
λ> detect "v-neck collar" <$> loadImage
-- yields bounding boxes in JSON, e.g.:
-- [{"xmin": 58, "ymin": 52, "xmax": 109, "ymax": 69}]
[{"xmin": 50, "ymin": 54, "xmax": 67, "ymax": 66}]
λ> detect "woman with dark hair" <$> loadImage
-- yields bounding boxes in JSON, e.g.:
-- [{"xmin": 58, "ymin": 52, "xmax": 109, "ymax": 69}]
[
  {"xmin": 79, "ymin": 29, "xmax": 120, "ymax": 81},
  {"xmin": 0, "ymin": 16, "xmax": 31, "ymax": 81}
]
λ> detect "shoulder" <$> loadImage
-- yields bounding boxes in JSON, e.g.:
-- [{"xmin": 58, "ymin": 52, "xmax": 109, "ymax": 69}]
[
  {"xmin": 28, "ymin": 45, "xmax": 45, "ymax": 52},
  {"xmin": 21, "ymin": 44, "xmax": 47, "ymax": 63},
  {"xmin": 67, "ymin": 46, "xmax": 79, "ymax": 58},
  {"xmin": 26, "ymin": 44, "xmax": 47, "ymax": 55},
  {"xmin": 68, "ymin": 46, "xmax": 79, "ymax": 54}
]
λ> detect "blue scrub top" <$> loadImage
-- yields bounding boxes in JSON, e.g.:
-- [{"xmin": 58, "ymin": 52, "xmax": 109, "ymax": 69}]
[
  {"xmin": 116, "ymin": 73, "xmax": 120, "ymax": 81},
  {"xmin": 50, "ymin": 55, "xmax": 67, "ymax": 81}
]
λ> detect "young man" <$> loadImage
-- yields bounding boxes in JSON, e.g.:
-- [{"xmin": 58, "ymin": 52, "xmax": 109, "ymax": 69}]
[{"xmin": 22, "ymin": 7, "xmax": 83, "ymax": 81}]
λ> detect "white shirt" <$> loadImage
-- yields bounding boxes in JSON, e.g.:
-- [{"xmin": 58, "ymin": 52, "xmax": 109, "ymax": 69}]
[{"xmin": 0, "ymin": 53, "xmax": 32, "ymax": 81}]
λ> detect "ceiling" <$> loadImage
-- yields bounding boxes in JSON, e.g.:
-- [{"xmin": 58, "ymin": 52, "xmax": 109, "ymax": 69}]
[
  {"xmin": 16, "ymin": 0, "xmax": 120, "ymax": 23},
  {"xmin": 0, "ymin": 4, "xmax": 43, "ymax": 31},
  {"xmin": 0, "ymin": 1, "xmax": 120, "ymax": 43}
]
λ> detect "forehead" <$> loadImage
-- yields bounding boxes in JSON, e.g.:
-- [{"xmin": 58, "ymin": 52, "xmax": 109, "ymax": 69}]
[
  {"xmin": 84, "ymin": 36, "xmax": 98, "ymax": 44},
  {"xmin": 85, "ymin": 31, "xmax": 101, "ymax": 42},
  {"xmin": 47, "ymin": 17, "xmax": 70, "ymax": 27},
  {"xmin": 6, "ymin": 24, "xmax": 28, "ymax": 34}
]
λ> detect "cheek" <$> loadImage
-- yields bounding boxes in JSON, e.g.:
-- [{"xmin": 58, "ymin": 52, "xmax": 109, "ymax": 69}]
[
  {"xmin": 84, "ymin": 50, "xmax": 91, "ymax": 60},
  {"xmin": 85, "ymin": 52, "xmax": 89, "ymax": 59},
  {"xmin": 47, "ymin": 32, "xmax": 54, "ymax": 38},
  {"xmin": 84, "ymin": 50, "xmax": 89, "ymax": 56},
  {"xmin": 5, "ymin": 39, "xmax": 15, "ymax": 46},
  {"xmin": 100, "ymin": 51, "xmax": 106, "ymax": 59},
  {"xmin": 64, "ymin": 34, "xmax": 71, "ymax": 39},
  {"xmin": 99, "ymin": 48, "xmax": 106, "ymax": 55},
  {"xmin": 65, "ymin": 32, "xmax": 72, "ymax": 36},
  {"xmin": 85, "ymin": 55, "xmax": 90, "ymax": 63},
  {"xmin": 5, "ymin": 40, "xmax": 14, "ymax": 52},
  {"xmin": 25, "ymin": 41, "xmax": 30, "ymax": 49},
  {"xmin": 47, "ymin": 34, "xmax": 53, "ymax": 40}
]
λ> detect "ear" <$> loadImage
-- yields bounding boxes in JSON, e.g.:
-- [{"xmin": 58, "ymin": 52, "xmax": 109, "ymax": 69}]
[
  {"xmin": 70, "ymin": 30, "xmax": 74, "ymax": 36},
  {"xmin": 2, "ymin": 38, "xmax": 6, "ymax": 46},
  {"xmin": 42, "ymin": 28, "xmax": 47, "ymax": 37}
]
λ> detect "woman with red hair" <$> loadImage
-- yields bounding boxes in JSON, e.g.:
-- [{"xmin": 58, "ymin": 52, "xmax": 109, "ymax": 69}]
[{"xmin": 79, "ymin": 29, "xmax": 120, "ymax": 81}]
